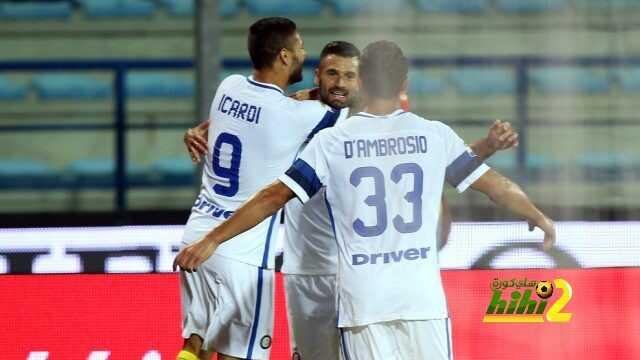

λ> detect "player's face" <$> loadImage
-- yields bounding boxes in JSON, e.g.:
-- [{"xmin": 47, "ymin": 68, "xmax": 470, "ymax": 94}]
[
  {"xmin": 287, "ymin": 32, "xmax": 306, "ymax": 85},
  {"xmin": 316, "ymin": 54, "xmax": 359, "ymax": 109}
]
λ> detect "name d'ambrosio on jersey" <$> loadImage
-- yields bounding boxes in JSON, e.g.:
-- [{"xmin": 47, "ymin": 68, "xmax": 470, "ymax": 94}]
[{"xmin": 344, "ymin": 135, "xmax": 428, "ymax": 159}]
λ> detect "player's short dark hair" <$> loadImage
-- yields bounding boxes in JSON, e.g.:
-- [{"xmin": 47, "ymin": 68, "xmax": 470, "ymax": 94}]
[
  {"xmin": 248, "ymin": 17, "xmax": 298, "ymax": 70},
  {"xmin": 359, "ymin": 40, "xmax": 408, "ymax": 98},
  {"xmin": 320, "ymin": 41, "xmax": 360, "ymax": 60}
]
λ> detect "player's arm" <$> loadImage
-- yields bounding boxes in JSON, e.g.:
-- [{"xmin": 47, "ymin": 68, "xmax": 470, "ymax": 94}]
[
  {"xmin": 173, "ymin": 181, "xmax": 294, "ymax": 272},
  {"xmin": 184, "ymin": 120, "xmax": 210, "ymax": 163},
  {"xmin": 438, "ymin": 120, "xmax": 518, "ymax": 245},
  {"xmin": 289, "ymin": 87, "xmax": 319, "ymax": 101},
  {"xmin": 469, "ymin": 120, "xmax": 518, "ymax": 160},
  {"xmin": 470, "ymin": 169, "xmax": 555, "ymax": 250}
]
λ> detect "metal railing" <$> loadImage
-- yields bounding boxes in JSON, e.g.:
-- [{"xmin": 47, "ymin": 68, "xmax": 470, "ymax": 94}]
[{"xmin": 1, "ymin": 56, "xmax": 639, "ymax": 215}]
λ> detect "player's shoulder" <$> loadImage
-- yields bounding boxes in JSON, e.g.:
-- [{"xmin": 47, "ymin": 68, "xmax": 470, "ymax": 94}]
[
  {"xmin": 217, "ymin": 74, "xmax": 246, "ymax": 91},
  {"xmin": 400, "ymin": 112, "xmax": 456, "ymax": 136},
  {"xmin": 285, "ymin": 98, "xmax": 338, "ymax": 118}
]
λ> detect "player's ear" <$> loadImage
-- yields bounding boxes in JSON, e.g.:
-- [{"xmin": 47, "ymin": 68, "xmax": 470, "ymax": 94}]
[
  {"xmin": 279, "ymin": 48, "xmax": 290, "ymax": 67},
  {"xmin": 314, "ymin": 68, "xmax": 319, "ymax": 87}
]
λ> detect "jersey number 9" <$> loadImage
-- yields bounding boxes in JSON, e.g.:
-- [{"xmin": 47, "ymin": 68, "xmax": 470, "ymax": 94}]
[{"xmin": 212, "ymin": 132, "xmax": 242, "ymax": 197}]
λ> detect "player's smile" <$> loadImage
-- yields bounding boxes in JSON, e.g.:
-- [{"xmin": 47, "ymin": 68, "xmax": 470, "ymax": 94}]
[{"xmin": 328, "ymin": 87, "xmax": 348, "ymax": 103}]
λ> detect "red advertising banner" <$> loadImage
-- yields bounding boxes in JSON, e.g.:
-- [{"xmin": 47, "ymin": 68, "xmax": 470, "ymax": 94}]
[{"xmin": 1, "ymin": 268, "xmax": 639, "ymax": 359}]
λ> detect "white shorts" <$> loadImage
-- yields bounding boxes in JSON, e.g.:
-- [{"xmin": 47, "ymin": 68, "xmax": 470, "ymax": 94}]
[
  {"xmin": 339, "ymin": 319, "xmax": 453, "ymax": 360},
  {"xmin": 284, "ymin": 274, "xmax": 339, "ymax": 360},
  {"xmin": 180, "ymin": 252, "xmax": 274, "ymax": 359}
]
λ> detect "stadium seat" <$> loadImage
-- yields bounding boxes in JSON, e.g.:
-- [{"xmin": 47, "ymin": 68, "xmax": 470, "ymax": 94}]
[
  {"xmin": 161, "ymin": 0, "xmax": 240, "ymax": 18},
  {"xmin": 328, "ymin": 0, "xmax": 412, "ymax": 16},
  {"xmin": 246, "ymin": 0, "xmax": 323, "ymax": 16},
  {"xmin": 0, "ymin": 76, "xmax": 28, "ymax": 100},
  {"xmin": 151, "ymin": 157, "xmax": 196, "ymax": 186},
  {"xmin": 576, "ymin": 152, "xmax": 638, "ymax": 181},
  {"xmin": 449, "ymin": 68, "xmax": 515, "ymax": 95},
  {"xmin": 415, "ymin": 0, "xmax": 489, "ymax": 14},
  {"xmin": 0, "ymin": 1, "xmax": 72, "ymax": 20},
  {"xmin": 485, "ymin": 152, "xmax": 519, "ymax": 179},
  {"xmin": 32, "ymin": 73, "xmax": 111, "ymax": 100},
  {"xmin": 407, "ymin": 70, "xmax": 448, "ymax": 96},
  {"xmin": 0, "ymin": 159, "xmax": 59, "ymax": 189},
  {"xmin": 615, "ymin": 67, "xmax": 640, "ymax": 92},
  {"xmin": 66, "ymin": 158, "xmax": 147, "ymax": 188},
  {"xmin": 495, "ymin": 0, "xmax": 569, "ymax": 14},
  {"xmin": 574, "ymin": 0, "xmax": 640, "ymax": 11},
  {"xmin": 160, "ymin": 0, "xmax": 193, "ymax": 17},
  {"xmin": 485, "ymin": 153, "xmax": 559, "ymax": 181},
  {"xmin": 529, "ymin": 68, "xmax": 611, "ymax": 94},
  {"xmin": 79, "ymin": 0, "xmax": 156, "ymax": 18},
  {"xmin": 126, "ymin": 73, "xmax": 194, "ymax": 98}
]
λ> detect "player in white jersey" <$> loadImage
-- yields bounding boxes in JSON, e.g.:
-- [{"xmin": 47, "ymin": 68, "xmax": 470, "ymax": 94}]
[
  {"xmin": 175, "ymin": 40, "xmax": 554, "ymax": 359},
  {"xmin": 176, "ymin": 17, "xmax": 343, "ymax": 360},
  {"xmin": 183, "ymin": 41, "xmax": 519, "ymax": 359}
]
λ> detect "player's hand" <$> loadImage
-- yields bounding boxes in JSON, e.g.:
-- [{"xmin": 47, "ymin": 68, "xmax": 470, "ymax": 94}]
[
  {"xmin": 173, "ymin": 237, "xmax": 218, "ymax": 272},
  {"xmin": 184, "ymin": 120, "xmax": 209, "ymax": 164},
  {"xmin": 528, "ymin": 217, "xmax": 556, "ymax": 252},
  {"xmin": 289, "ymin": 87, "xmax": 319, "ymax": 101},
  {"xmin": 487, "ymin": 120, "xmax": 519, "ymax": 152}
]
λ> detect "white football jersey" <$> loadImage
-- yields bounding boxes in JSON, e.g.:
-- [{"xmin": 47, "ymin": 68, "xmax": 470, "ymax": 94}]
[
  {"xmin": 281, "ymin": 108, "xmax": 349, "ymax": 275},
  {"xmin": 187, "ymin": 75, "xmax": 341, "ymax": 269},
  {"xmin": 279, "ymin": 109, "xmax": 489, "ymax": 327}
]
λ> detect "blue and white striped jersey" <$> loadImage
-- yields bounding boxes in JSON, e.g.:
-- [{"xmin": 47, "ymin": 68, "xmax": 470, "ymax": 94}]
[
  {"xmin": 186, "ymin": 75, "xmax": 340, "ymax": 269},
  {"xmin": 279, "ymin": 109, "xmax": 489, "ymax": 326}
]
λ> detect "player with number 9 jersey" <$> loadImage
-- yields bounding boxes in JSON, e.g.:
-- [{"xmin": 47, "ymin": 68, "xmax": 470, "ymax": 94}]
[
  {"xmin": 177, "ymin": 17, "xmax": 341, "ymax": 360},
  {"xmin": 188, "ymin": 74, "xmax": 339, "ymax": 269}
]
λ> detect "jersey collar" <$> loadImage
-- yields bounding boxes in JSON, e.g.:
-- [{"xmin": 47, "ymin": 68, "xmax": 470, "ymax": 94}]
[
  {"xmin": 247, "ymin": 76, "xmax": 285, "ymax": 95},
  {"xmin": 356, "ymin": 109, "xmax": 406, "ymax": 118}
]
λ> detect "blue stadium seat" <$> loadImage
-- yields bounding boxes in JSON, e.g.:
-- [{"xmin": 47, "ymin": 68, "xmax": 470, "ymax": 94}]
[
  {"xmin": 151, "ymin": 157, "xmax": 196, "ymax": 186},
  {"xmin": 32, "ymin": 73, "xmax": 111, "ymax": 100},
  {"xmin": 287, "ymin": 69, "xmax": 316, "ymax": 93},
  {"xmin": 529, "ymin": 68, "xmax": 611, "ymax": 94},
  {"xmin": 160, "ymin": 0, "xmax": 193, "ymax": 17},
  {"xmin": 0, "ymin": 159, "xmax": 59, "ymax": 189},
  {"xmin": 407, "ymin": 70, "xmax": 448, "ymax": 96},
  {"xmin": 161, "ymin": 0, "xmax": 240, "ymax": 17},
  {"xmin": 328, "ymin": 0, "xmax": 412, "ymax": 16},
  {"xmin": 575, "ymin": 0, "xmax": 640, "ymax": 11},
  {"xmin": 246, "ymin": 0, "xmax": 323, "ymax": 16},
  {"xmin": 415, "ymin": 0, "xmax": 489, "ymax": 14},
  {"xmin": 495, "ymin": 0, "xmax": 568, "ymax": 14},
  {"xmin": 66, "ymin": 158, "xmax": 147, "ymax": 188},
  {"xmin": 615, "ymin": 68, "xmax": 640, "ymax": 92},
  {"xmin": 576, "ymin": 152, "xmax": 638, "ymax": 181},
  {"xmin": 0, "ymin": 76, "xmax": 28, "ymax": 100},
  {"xmin": 220, "ymin": 0, "xmax": 241, "ymax": 17},
  {"xmin": 486, "ymin": 153, "xmax": 558, "ymax": 180},
  {"xmin": 79, "ymin": 0, "xmax": 156, "ymax": 18},
  {"xmin": 126, "ymin": 73, "xmax": 194, "ymax": 98},
  {"xmin": 449, "ymin": 68, "xmax": 515, "ymax": 95},
  {"xmin": 0, "ymin": 1, "xmax": 72, "ymax": 20},
  {"xmin": 486, "ymin": 153, "xmax": 518, "ymax": 179}
]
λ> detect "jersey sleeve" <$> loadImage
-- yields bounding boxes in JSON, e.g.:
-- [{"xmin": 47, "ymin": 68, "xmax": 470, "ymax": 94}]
[
  {"xmin": 439, "ymin": 123, "xmax": 490, "ymax": 193},
  {"xmin": 278, "ymin": 132, "xmax": 329, "ymax": 203}
]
